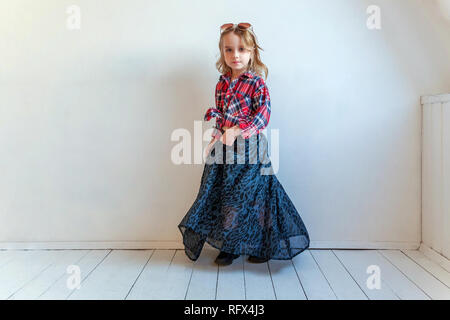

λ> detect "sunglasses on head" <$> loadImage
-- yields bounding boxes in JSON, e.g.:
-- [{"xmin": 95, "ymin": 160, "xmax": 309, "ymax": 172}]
[{"xmin": 220, "ymin": 22, "xmax": 254, "ymax": 33}]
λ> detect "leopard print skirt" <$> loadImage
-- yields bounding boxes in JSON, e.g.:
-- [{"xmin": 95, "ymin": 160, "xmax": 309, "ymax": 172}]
[{"xmin": 178, "ymin": 132, "xmax": 310, "ymax": 261}]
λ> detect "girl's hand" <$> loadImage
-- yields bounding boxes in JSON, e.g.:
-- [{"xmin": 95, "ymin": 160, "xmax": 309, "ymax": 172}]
[{"xmin": 220, "ymin": 126, "xmax": 241, "ymax": 146}]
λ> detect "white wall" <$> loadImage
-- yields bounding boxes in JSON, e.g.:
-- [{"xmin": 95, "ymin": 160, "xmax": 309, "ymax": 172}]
[{"xmin": 1, "ymin": 0, "xmax": 450, "ymax": 249}]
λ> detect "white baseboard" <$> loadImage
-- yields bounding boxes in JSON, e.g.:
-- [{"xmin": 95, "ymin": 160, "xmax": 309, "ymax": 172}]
[
  {"xmin": 419, "ymin": 243, "xmax": 450, "ymax": 273},
  {"xmin": 0, "ymin": 240, "xmax": 420, "ymax": 250},
  {"xmin": 307, "ymin": 240, "xmax": 420, "ymax": 250}
]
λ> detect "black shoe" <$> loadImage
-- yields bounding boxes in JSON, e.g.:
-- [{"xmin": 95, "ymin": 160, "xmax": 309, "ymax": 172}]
[
  {"xmin": 248, "ymin": 255, "xmax": 270, "ymax": 263},
  {"xmin": 215, "ymin": 251, "xmax": 240, "ymax": 266}
]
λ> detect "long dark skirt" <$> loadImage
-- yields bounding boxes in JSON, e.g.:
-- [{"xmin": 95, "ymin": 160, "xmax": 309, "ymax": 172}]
[{"xmin": 178, "ymin": 132, "xmax": 310, "ymax": 261}]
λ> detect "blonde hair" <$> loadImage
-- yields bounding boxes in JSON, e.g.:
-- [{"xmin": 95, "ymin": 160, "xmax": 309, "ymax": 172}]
[{"xmin": 215, "ymin": 25, "xmax": 269, "ymax": 81}]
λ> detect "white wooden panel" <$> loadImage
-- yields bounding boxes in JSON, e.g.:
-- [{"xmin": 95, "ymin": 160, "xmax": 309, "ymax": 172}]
[
  {"xmin": 419, "ymin": 243, "xmax": 450, "ymax": 273},
  {"xmin": 0, "ymin": 250, "xmax": 24, "ymax": 269},
  {"xmin": 38, "ymin": 250, "xmax": 110, "ymax": 300},
  {"xmin": 430, "ymin": 102, "xmax": 443, "ymax": 253},
  {"xmin": 244, "ymin": 259, "xmax": 276, "ymax": 300},
  {"xmin": 402, "ymin": 249, "xmax": 450, "ymax": 287},
  {"xmin": 333, "ymin": 250, "xmax": 398, "ymax": 299},
  {"xmin": 422, "ymin": 102, "xmax": 433, "ymax": 247},
  {"xmin": 126, "ymin": 249, "xmax": 195, "ymax": 300},
  {"xmin": 0, "ymin": 250, "xmax": 64, "ymax": 299},
  {"xmin": 291, "ymin": 250, "xmax": 336, "ymax": 300},
  {"xmin": 68, "ymin": 250, "xmax": 152, "ymax": 300},
  {"xmin": 421, "ymin": 94, "xmax": 450, "ymax": 104},
  {"xmin": 368, "ymin": 250, "xmax": 429, "ymax": 300},
  {"xmin": 422, "ymin": 96, "xmax": 450, "ymax": 261},
  {"xmin": 9, "ymin": 250, "xmax": 89, "ymax": 300},
  {"xmin": 269, "ymin": 259, "xmax": 307, "ymax": 300},
  {"xmin": 380, "ymin": 250, "xmax": 450, "ymax": 300},
  {"xmin": 185, "ymin": 248, "xmax": 218, "ymax": 300},
  {"xmin": 0, "ymin": 249, "xmax": 446, "ymax": 300},
  {"xmin": 442, "ymin": 102, "xmax": 450, "ymax": 259},
  {"xmin": 309, "ymin": 250, "xmax": 367, "ymax": 300},
  {"xmin": 125, "ymin": 250, "xmax": 175, "ymax": 300},
  {"xmin": 155, "ymin": 250, "xmax": 195, "ymax": 300},
  {"xmin": 216, "ymin": 255, "xmax": 246, "ymax": 300}
]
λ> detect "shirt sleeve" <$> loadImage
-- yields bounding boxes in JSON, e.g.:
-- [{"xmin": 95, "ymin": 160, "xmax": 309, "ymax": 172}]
[
  {"xmin": 238, "ymin": 81, "xmax": 271, "ymax": 139},
  {"xmin": 204, "ymin": 82, "xmax": 224, "ymax": 140}
]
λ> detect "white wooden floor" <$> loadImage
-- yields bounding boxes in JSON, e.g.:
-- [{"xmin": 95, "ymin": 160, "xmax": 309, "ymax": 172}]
[{"xmin": 1, "ymin": 247, "xmax": 450, "ymax": 300}]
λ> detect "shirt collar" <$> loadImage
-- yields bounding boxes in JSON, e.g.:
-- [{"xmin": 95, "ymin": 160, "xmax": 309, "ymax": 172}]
[{"xmin": 220, "ymin": 69, "xmax": 255, "ymax": 82}]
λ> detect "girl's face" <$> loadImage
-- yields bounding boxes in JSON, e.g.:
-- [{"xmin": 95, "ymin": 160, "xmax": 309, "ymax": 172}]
[{"xmin": 222, "ymin": 32, "xmax": 253, "ymax": 75}]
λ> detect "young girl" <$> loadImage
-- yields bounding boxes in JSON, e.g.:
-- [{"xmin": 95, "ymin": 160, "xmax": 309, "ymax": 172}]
[{"xmin": 178, "ymin": 22, "xmax": 310, "ymax": 266}]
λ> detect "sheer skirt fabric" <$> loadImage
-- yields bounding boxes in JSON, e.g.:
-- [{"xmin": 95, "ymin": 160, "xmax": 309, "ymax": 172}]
[{"xmin": 178, "ymin": 133, "xmax": 310, "ymax": 261}]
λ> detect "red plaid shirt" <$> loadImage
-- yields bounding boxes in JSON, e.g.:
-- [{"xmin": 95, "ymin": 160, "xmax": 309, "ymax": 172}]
[{"xmin": 204, "ymin": 70, "xmax": 271, "ymax": 140}]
